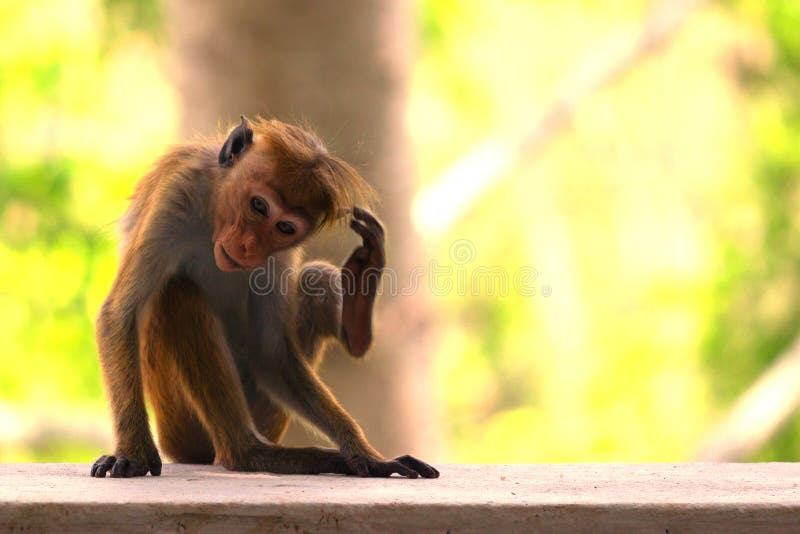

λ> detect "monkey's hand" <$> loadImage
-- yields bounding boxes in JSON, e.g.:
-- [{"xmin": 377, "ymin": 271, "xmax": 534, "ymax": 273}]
[
  {"xmin": 90, "ymin": 441, "xmax": 162, "ymax": 478},
  {"xmin": 344, "ymin": 452, "xmax": 440, "ymax": 479},
  {"xmin": 341, "ymin": 207, "xmax": 385, "ymax": 357}
]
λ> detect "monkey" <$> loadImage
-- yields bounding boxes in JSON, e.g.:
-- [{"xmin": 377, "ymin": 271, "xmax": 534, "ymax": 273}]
[{"xmin": 90, "ymin": 116, "xmax": 439, "ymax": 479}]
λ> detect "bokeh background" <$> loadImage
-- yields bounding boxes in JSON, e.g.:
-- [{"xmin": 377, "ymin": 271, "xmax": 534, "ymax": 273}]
[{"xmin": 2, "ymin": 0, "xmax": 800, "ymax": 464}]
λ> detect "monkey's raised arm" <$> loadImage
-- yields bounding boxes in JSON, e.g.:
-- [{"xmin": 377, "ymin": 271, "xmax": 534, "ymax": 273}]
[
  {"xmin": 340, "ymin": 208, "xmax": 385, "ymax": 357},
  {"xmin": 294, "ymin": 208, "xmax": 385, "ymax": 360}
]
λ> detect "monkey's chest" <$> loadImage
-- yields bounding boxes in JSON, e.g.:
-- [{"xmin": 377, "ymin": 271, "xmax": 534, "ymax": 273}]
[
  {"xmin": 183, "ymin": 248, "xmax": 248, "ymax": 333},
  {"xmin": 186, "ymin": 257, "xmax": 285, "ymax": 368}
]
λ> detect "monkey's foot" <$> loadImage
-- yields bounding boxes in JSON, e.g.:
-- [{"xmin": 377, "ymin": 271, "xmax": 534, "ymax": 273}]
[
  {"xmin": 91, "ymin": 453, "xmax": 162, "ymax": 478},
  {"xmin": 345, "ymin": 453, "xmax": 440, "ymax": 479}
]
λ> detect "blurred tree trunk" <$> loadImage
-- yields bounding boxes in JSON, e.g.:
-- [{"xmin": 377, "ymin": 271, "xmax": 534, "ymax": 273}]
[{"xmin": 168, "ymin": 0, "xmax": 438, "ymax": 458}]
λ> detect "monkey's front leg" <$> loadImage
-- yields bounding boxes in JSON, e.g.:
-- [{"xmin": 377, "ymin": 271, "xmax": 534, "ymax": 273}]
[
  {"xmin": 91, "ymin": 300, "xmax": 162, "ymax": 478},
  {"xmin": 340, "ymin": 207, "xmax": 385, "ymax": 357}
]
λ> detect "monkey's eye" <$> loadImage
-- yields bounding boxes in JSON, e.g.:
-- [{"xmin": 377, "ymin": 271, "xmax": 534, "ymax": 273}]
[
  {"xmin": 276, "ymin": 221, "xmax": 296, "ymax": 235},
  {"xmin": 251, "ymin": 196, "xmax": 269, "ymax": 217}
]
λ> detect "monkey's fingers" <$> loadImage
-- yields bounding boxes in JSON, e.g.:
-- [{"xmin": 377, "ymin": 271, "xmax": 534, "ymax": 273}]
[
  {"xmin": 149, "ymin": 454, "xmax": 163, "ymax": 476},
  {"xmin": 109, "ymin": 457, "xmax": 130, "ymax": 477},
  {"xmin": 92, "ymin": 453, "xmax": 159, "ymax": 478},
  {"xmin": 374, "ymin": 460, "xmax": 419, "ymax": 479},
  {"xmin": 352, "ymin": 207, "xmax": 385, "ymax": 238},
  {"xmin": 395, "ymin": 455, "xmax": 440, "ymax": 478},
  {"xmin": 346, "ymin": 455, "xmax": 421, "ymax": 478},
  {"xmin": 91, "ymin": 455, "xmax": 116, "ymax": 478},
  {"xmin": 343, "ymin": 246, "xmax": 370, "ymax": 271},
  {"xmin": 350, "ymin": 219, "xmax": 382, "ymax": 252},
  {"xmin": 349, "ymin": 220, "xmax": 385, "ymax": 267},
  {"xmin": 109, "ymin": 457, "xmax": 150, "ymax": 478}
]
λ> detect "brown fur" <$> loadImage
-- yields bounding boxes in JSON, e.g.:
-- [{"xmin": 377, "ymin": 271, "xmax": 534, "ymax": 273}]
[
  {"xmin": 90, "ymin": 118, "xmax": 438, "ymax": 479},
  {"xmin": 252, "ymin": 117, "xmax": 376, "ymax": 227}
]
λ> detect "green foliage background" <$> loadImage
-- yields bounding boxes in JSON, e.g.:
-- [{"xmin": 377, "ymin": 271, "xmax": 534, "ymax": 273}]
[{"xmin": 1, "ymin": 0, "xmax": 798, "ymax": 462}]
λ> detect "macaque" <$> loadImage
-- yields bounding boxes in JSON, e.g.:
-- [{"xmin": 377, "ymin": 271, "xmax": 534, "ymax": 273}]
[{"xmin": 90, "ymin": 116, "xmax": 438, "ymax": 479}]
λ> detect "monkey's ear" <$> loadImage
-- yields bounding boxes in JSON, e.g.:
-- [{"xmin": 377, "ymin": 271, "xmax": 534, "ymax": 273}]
[{"xmin": 218, "ymin": 115, "xmax": 254, "ymax": 168}]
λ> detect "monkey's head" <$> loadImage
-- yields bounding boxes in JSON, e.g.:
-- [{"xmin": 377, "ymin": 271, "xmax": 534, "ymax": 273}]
[{"xmin": 212, "ymin": 116, "xmax": 374, "ymax": 272}]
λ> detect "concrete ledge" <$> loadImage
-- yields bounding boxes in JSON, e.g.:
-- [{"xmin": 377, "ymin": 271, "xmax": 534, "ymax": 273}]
[{"xmin": 1, "ymin": 463, "xmax": 799, "ymax": 532}]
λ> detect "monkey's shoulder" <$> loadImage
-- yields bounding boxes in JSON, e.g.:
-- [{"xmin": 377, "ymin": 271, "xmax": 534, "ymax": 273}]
[{"xmin": 119, "ymin": 143, "xmax": 219, "ymax": 252}]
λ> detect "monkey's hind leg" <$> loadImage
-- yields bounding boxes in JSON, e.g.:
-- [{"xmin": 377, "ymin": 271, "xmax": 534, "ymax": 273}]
[
  {"xmin": 139, "ymin": 279, "xmax": 216, "ymax": 464},
  {"xmin": 247, "ymin": 394, "xmax": 291, "ymax": 444},
  {"xmin": 142, "ymin": 275, "xmax": 351, "ymax": 475}
]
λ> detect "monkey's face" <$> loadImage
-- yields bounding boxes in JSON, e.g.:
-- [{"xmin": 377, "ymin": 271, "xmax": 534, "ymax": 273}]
[{"xmin": 212, "ymin": 178, "xmax": 316, "ymax": 272}]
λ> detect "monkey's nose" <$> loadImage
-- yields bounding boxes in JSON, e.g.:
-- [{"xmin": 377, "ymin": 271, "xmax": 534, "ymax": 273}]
[{"xmin": 241, "ymin": 235, "xmax": 257, "ymax": 256}]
